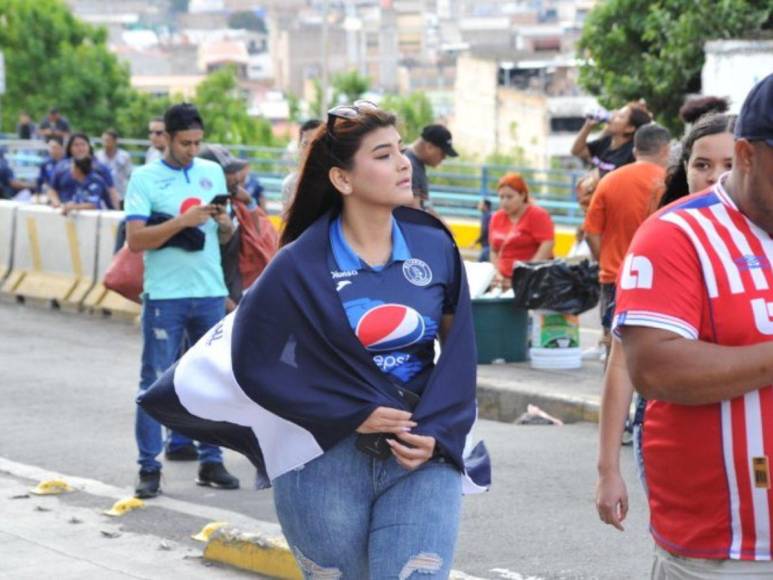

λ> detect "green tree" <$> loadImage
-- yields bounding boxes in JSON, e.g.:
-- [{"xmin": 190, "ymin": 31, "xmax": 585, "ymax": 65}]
[
  {"xmin": 114, "ymin": 91, "xmax": 173, "ymax": 139},
  {"xmin": 0, "ymin": 0, "xmax": 133, "ymax": 133},
  {"xmin": 577, "ymin": 0, "xmax": 773, "ymax": 132},
  {"xmin": 331, "ymin": 70, "xmax": 371, "ymax": 103},
  {"xmin": 193, "ymin": 66, "xmax": 274, "ymax": 146},
  {"xmin": 380, "ymin": 92, "xmax": 434, "ymax": 142},
  {"xmin": 227, "ymin": 10, "xmax": 267, "ymax": 33}
]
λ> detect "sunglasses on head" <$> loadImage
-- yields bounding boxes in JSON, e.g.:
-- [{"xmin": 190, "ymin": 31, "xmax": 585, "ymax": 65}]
[{"xmin": 327, "ymin": 100, "xmax": 379, "ymax": 135}]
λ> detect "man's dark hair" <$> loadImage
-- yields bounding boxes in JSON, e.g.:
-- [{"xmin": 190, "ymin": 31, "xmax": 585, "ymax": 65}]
[
  {"xmin": 634, "ymin": 123, "xmax": 671, "ymax": 156},
  {"xmin": 300, "ymin": 119, "xmax": 322, "ymax": 133},
  {"xmin": 482, "ymin": 198, "xmax": 492, "ymax": 210},
  {"xmin": 163, "ymin": 103, "xmax": 204, "ymax": 136},
  {"xmin": 49, "ymin": 107, "xmax": 59, "ymax": 115},
  {"xmin": 46, "ymin": 135, "xmax": 63, "ymax": 146},
  {"xmin": 103, "ymin": 128, "xmax": 119, "ymax": 140}
]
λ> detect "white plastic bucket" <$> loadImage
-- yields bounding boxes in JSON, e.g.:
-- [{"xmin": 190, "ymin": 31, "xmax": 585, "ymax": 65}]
[
  {"xmin": 529, "ymin": 347, "xmax": 582, "ymax": 369},
  {"xmin": 530, "ymin": 310, "xmax": 580, "ymax": 349}
]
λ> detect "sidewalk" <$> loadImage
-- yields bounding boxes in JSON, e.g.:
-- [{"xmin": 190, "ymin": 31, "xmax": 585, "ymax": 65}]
[
  {"xmin": 477, "ymin": 357, "xmax": 605, "ymax": 424},
  {"xmin": 0, "ymin": 471, "xmax": 260, "ymax": 580},
  {"xmin": 0, "ymin": 462, "xmax": 487, "ymax": 580}
]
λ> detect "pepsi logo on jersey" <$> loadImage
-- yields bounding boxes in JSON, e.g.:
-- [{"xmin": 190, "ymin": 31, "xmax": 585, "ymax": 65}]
[{"xmin": 355, "ymin": 304, "xmax": 426, "ymax": 351}]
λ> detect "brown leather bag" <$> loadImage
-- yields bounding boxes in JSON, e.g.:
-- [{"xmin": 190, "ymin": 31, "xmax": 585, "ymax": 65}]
[
  {"xmin": 232, "ymin": 201, "xmax": 278, "ymax": 289},
  {"xmin": 103, "ymin": 244, "xmax": 144, "ymax": 304}
]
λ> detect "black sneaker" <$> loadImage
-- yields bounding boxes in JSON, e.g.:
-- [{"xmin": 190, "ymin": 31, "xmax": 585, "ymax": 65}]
[
  {"xmin": 164, "ymin": 443, "xmax": 198, "ymax": 461},
  {"xmin": 196, "ymin": 463, "xmax": 240, "ymax": 490},
  {"xmin": 135, "ymin": 470, "xmax": 161, "ymax": 499}
]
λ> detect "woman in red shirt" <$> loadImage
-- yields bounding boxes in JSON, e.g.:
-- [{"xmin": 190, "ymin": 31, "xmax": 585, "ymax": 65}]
[{"xmin": 489, "ymin": 172, "xmax": 555, "ymax": 289}]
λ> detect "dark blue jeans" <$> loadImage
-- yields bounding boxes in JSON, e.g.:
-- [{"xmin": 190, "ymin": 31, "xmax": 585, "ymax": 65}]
[{"xmin": 136, "ymin": 296, "xmax": 225, "ymax": 473}]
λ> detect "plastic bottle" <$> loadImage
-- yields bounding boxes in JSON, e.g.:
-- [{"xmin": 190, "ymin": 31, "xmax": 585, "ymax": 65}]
[{"xmin": 585, "ymin": 108, "xmax": 611, "ymax": 123}]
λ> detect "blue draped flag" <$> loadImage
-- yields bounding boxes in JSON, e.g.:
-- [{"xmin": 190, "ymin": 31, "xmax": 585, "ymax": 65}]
[{"xmin": 138, "ymin": 207, "xmax": 491, "ymax": 493}]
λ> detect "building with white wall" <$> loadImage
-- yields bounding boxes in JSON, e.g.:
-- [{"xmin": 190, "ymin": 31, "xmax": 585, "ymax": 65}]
[{"xmin": 702, "ymin": 40, "xmax": 773, "ymax": 113}]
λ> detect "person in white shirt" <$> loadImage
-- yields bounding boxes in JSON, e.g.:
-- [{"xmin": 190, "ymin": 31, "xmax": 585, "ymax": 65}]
[{"xmin": 96, "ymin": 128, "xmax": 133, "ymax": 202}]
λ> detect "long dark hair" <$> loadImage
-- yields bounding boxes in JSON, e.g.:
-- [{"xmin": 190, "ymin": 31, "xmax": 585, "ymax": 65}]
[
  {"xmin": 659, "ymin": 113, "xmax": 736, "ymax": 208},
  {"xmin": 280, "ymin": 107, "xmax": 397, "ymax": 246},
  {"xmin": 65, "ymin": 133, "xmax": 95, "ymax": 159}
]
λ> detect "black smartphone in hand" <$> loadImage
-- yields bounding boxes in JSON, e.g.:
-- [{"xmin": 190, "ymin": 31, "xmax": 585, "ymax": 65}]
[
  {"xmin": 211, "ymin": 194, "xmax": 230, "ymax": 206},
  {"xmin": 356, "ymin": 386, "xmax": 421, "ymax": 460},
  {"xmin": 355, "ymin": 433, "xmax": 394, "ymax": 460}
]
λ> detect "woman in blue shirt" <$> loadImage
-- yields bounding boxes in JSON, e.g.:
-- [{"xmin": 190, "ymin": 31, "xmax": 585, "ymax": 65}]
[
  {"xmin": 138, "ymin": 102, "xmax": 489, "ymax": 579},
  {"xmin": 271, "ymin": 103, "xmax": 480, "ymax": 578},
  {"xmin": 49, "ymin": 133, "xmax": 119, "ymax": 209},
  {"xmin": 59, "ymin": 157, "xmax": 112, "ymax": 215}
]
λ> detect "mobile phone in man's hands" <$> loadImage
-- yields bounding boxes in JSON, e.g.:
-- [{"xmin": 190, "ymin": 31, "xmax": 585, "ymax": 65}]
[{"xmin": 211, "ymin": 194, "xmax": 230, "ymax": 207}]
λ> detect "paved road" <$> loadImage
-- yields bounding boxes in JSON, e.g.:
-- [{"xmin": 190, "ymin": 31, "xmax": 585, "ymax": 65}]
[{"xmin": 0, "ymin": 302, "xmax": 652, "ymax": 579}]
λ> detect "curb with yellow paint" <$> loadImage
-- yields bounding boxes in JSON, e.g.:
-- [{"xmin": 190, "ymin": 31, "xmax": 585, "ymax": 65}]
[
  {"xmin": 204, "ymin": 527, "xmax": 302, "ymax": 579},
  {"xmin": 204, "ymin": 526, "xmax": 485, "ymax": 579}
]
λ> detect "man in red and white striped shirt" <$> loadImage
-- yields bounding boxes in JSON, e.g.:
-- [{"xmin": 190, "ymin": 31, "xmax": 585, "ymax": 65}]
[{"xmin": 615, "ymin": 74, "xmax": 773, "ymax": 577}]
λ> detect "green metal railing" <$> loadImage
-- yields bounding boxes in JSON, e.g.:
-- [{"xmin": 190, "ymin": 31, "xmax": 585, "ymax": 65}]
[{"xmin": 1, "ymin": 137, "xmax": 584, "ymax": 225}]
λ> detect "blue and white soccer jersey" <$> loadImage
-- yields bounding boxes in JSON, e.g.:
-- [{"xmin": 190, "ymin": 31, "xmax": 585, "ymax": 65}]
[
  {"xmin": 123, "ymin": 158, "xmax": 229, "ymax": 300},
  {"xmin": 328, "ymin": 215, "xmax": 459, "ymax": 393}
]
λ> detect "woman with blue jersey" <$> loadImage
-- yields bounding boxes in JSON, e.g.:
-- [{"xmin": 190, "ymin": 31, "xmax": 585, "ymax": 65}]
[
  {"xmin": 138, "ymin": 102, "xmax": 489, "ymax": 579},
  {"xmin": 59, "ymin": 156, "xmax": 112, "ymax": 214},
  {"xmin": 269, "ymin": 102, "xmax": 477, "ymax": 578},
  {"xmin": 49, "ymin": 133, "xmax": 119, "ymax": 210}
]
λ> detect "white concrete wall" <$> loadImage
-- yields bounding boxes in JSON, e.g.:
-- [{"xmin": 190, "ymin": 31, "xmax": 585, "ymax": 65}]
[
  {"xmin": 451, "ymin": 55, "xmax": 499, "ymax": 159},
  {"xmin": 702, "ymin": 40, "xmax": 773, "ymax": 113}
]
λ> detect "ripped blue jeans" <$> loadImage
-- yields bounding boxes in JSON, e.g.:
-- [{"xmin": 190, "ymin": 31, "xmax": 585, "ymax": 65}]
[
  {"xmin": 273, "ymin": 434, "xmax": 462, "ymax": 579},
  {"xmin": 135, "ymin": 296, "xmax": 225, "ymax": 472}
]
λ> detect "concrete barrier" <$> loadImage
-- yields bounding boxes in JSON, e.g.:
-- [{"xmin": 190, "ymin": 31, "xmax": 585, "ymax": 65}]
[
  {"xmin": 82, "ymin": 211, "xmax": 141, "ymax": 318},
  {"xmin": 1, "ymin": 206, "xmax": 99, "ymax": 306},
  {"xmin": 0, "ymin": 201, "xmax": 18, "ymax": 283}
]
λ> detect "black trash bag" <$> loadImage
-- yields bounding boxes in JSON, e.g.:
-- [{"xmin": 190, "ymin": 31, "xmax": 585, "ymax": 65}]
[{"xmin": 511, "ymin": 259, "xmax": 600, "ymax": 315}]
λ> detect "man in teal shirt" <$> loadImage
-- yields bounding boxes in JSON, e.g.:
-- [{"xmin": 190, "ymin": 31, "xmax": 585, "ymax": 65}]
[{"xmin": 125, "ymin": 103, "xmax": 240, "ymax": 498}]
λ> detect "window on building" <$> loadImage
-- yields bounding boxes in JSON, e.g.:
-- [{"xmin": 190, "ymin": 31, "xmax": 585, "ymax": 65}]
[{"xmin": 550, "ymin": 116, "xmax": 586, "ymax": 133}]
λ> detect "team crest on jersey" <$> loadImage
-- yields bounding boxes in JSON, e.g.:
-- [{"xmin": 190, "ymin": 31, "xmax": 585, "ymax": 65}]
[
  {"xmin": 402, "ymin": 259, "xmax": 432, "ymax": 287},
  {"xmin": 355, "ymin": 304, "xmax": 426, "ymax": 351},
  {"xmin": 735, "ymin": 255, "xmax": 770, "ymax": 271},
  {"xmin": 200, "ymin": 177, "xmax": 213, "ymax": 190}
]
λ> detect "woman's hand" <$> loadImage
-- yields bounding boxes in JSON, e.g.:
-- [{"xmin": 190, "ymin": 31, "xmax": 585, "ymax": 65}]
[
  {"xmin": 595, "ymin": 470, "xmax": 629, "ymax": 531},
  {"xmin": 356, "ymin": 407, "xmax": 416, "ymax": 434},
  {"xmin": 388, "ymin": 432, "xmax": 436, "ymax": 470}
]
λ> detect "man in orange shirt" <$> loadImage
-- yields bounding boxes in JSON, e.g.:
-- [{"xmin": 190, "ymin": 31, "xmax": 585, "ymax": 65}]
[{"xmin": 584, "ymin": 123, "xmax": 672, "ymax": 339}]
